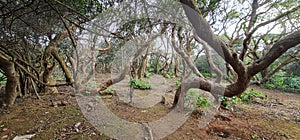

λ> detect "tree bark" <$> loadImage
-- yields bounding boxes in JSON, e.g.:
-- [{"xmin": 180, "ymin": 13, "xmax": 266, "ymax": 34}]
[
  {"xmin": 138, "ymin": 53, "xmax": 148, "ymax": 79},
  {"xmin": 0, "ymin": 56, "xmax": 19, "ymax": 106},
  {"xmin": 42, "ymin": 28, "xmax": 75, "ymax": 93}
]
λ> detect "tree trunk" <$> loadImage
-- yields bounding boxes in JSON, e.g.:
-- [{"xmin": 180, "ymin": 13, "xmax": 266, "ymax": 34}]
[
  {"xmin": 138, "ymin": 53, "xmax": 148, "ymax": 79},
  {"xmin": 42, "ymin": 43, "xmax": 58, "ymax": 94},
  {"xmin": 0, "ymin": 57, "xmax": 19, "ymax": 106}
]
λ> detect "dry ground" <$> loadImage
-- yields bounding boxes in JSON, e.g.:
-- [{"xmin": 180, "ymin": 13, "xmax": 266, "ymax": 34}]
[{"xmin": 0, "ymin": 75, "xmax": 299, "ymax": 140}]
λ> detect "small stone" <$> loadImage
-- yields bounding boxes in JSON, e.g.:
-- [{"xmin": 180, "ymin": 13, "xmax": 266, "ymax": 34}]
[
  {"xmin": 61, "ymin": 100, "xmax": 68, "ymax": 106},
  {"xmin": 1, "ymin": 135, "xmax": 8, "ymax": 139},
  {"xmin": 51, "ymin": 101, "xmax": 58, "ymax": 107},
  {"xmin": 74, "ymin": 122, "xmax": 81, "ymax": 128},
  {"xmin": 2, "ymin": 128, "xmax": 8, "ymax": 132}
]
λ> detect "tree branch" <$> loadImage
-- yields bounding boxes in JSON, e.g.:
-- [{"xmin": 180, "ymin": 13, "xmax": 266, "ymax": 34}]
[{"xmin": 248, "ymin": 30, "xmax": 300, "ymax": 76}]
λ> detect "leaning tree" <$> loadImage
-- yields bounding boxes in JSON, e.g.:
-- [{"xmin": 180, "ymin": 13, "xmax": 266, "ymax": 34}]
[{"xmin": 173, "ymin": 0, "xmax": 300, "ymax": 107}]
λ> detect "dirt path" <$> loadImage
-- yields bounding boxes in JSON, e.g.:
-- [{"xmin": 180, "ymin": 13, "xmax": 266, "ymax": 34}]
[{"xmin": 0, "ymin": 81, "xmax": 299, "ymax": 140}]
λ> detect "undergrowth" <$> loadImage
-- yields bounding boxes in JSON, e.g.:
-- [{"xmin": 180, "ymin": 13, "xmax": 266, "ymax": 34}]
[{"xmin": 129, "ymin": 78, "xmax": 151, "ymax": 90}]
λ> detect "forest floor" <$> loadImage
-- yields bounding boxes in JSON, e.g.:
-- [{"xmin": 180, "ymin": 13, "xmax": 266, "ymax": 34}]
[{"xmin": 0, "ymin": 74, "xmax": 299, "ymax": 140}]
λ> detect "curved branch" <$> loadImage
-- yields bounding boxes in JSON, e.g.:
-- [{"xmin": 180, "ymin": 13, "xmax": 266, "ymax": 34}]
[{"xmin": 248, "ymin": 30, "xmax": 300, "ymax": 76}]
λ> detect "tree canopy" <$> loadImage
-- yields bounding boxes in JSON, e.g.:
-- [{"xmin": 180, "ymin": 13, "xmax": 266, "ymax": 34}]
[{"xmin": 0, "ymin": 0, "xmax": 299, "ymax": 108}]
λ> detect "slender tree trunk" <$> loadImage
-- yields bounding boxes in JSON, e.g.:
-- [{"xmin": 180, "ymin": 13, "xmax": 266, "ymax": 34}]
[
  {"xmin": 0, "ymin": 57, "xmax": 19, "ymax": 106},
  {"xmin": 138, "ymin": 54, "xmax": 148, "ymax": 79}
]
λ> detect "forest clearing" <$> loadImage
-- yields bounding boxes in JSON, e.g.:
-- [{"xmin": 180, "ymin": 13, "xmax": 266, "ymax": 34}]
[
  {"xmin": 1, "ymin": 0, "xmax": 300, "ymax": 139},
  {"xmin": 0, "ymin": 74, "xmax": 299, "ymax": 139}
]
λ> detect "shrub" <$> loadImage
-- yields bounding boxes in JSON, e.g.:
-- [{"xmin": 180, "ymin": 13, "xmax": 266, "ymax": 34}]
[
  {"xmin": 99, "ymin": 87, "xmax": 116, "ymax": 95},
  {"xmin": 261, "ymin": 72, "xmax": 300, "ymax": 92},
  {"xmin": 175, "ymin": 80, "xmax": 181, "ymax": 87},
  {"xmin": 196, "ymin": 96, "xmax": 211, "ymax": 107},
  {"xmin": 145, "ymin": 71, "xmax": 152, "ymax": 78},
  {"xmin": 240, "ymin": 89, "xmax": 265, "ymax": 103},
  {"xmin": 185, "ymin": 89, "xmax": 212, "ymax": 108},
  {"xmin": 219, "ymin": 89, "xmax": 265, "ymax": 109},
  {"xmin": 219, "ymin": 96, "xmax": 241, "ymax": 110},
  {"xmin": 129, "ymin": 78, "xmax": 151, "ymax": 89},
  {"xmin": 202, "ymin": 72, "xmax": 211, "ymax": 78},
  {"xmin": 283, "ymin": 77, "xmax": 300, "ymax": 90}
]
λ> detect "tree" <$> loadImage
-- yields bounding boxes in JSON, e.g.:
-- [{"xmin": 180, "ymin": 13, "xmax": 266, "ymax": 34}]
[
  {"xmin": 173, "ymin": 0, "xmax": 300, "ymax": 107},
  {"xmin": 0, "ymin": 0, "xmax": 103, "ymax": 106}
]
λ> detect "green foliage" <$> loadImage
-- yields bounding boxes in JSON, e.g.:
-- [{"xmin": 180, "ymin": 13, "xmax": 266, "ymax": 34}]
[
  {"xmin": 164, "ymin": 71, "xmax": 175, "ymax": 78},
  {"xmin": 196, "ymin": 0, "xmax": 222, "ymax": 16},
  {"xmin": 261, "ymin": 72, "xmax": 300, "ymax": 92},
  {"xmin": 55, "ymin": 77, "xmax": 64, "ymax": 81},
  {"xmin": 202, "ymin": 72, "xmax": 217, "ymax": 78},
  {"xmin": 228, "ymin": 10, "xmax": 239, "ymax": 19},
  {"xmin": 202, "ymin": 72, "xmax": 211, "ymax": 78},
  {"xmin": 219, "ymin": 96, "xmax": 241, "ymax": 110},
  {"xmin": 86, "ymin": 82, "xmax": 96, "ymax": 88},
  {"xmin": 164, "ymin": 74, "xmax": 170, "ymax": 78},
  {"xmin": 195, "ymin": 55, "xmax": 210, "ymax": 73},
  {"xmin": 99, "ymin": 87, "xmax": 116, "ymax": 95},
  {"xmin": 251, "ymin": 134, "xmax": 260, "ymax": 140},
  {"xmin": 240, "ymin": 89, "xmax": 264, "ymax": 103},
  {"xmin": 219, "ymin": 89, "xmax": 265, "ymax": 109},
  {"xmin": 0, "ymin": 72, "xmax": 6, "ymax": 85},
  {"xmin": 129, "ymin": 78, "xmax": 151, "ymax": 90},
  {"xmin": 185, "ymin": 89, "xmax": 212, "ymax": 108},
  {"xmin": 145, "ymin": 71, "xmax": 152, "ymax": 78},
  {"xmin": 175, "ymin": 80, "xmax": 181, "ymax": 88},
  {"xmin": 196, "ymin": 96, "xmax": 211, "ymax": 107},
  {"xmin": 283, "ymin": 77, "xmax": 300, "ymax": 90}
]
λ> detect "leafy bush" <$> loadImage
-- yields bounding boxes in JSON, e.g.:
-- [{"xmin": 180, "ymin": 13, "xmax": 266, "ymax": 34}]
[
  {"xmin": 283, "ymin": 77, "xmax": 300, "ymax": 90},
  {"xmin": 202, "ymin": 72, "xmax": 211, "ymax": 78},
  {"xmin": 196, "ymin": 96, "xmax": 211, "ymax": 107},
  {"xmin": 219, "ymin": 96, "xmax": 241, "ymax": 110},
  {"xmin": 240, "ymin": 89, "xmax": 264, "ymax": 103},
  {"xmin": 164, "ymin": 71, "xmax": 175, "ymax": 78},
  {"xmin": 185, "ymin": 89, "xmax": 212, "ymax": 108},
  {"xmin": 145, "ymin": 71, "xmax": 152, "ymax": 78},
  {"xmin": 175, "ymin": 80, "xmax": 181, "ymax": 87},
  {"xmin": 99, "ymin": 87, "xmax": 116, "ymax": 95},
  {"xmin": 262, "ymin": 73, "xmax": 300, "ymax": 92},
  {"xmin": 129, "ymin": 78, "xmax": 151, "ymax": 90},
  {"xmin": 219, "ymin": 89, "xmax": 265, "ymax": 109}
]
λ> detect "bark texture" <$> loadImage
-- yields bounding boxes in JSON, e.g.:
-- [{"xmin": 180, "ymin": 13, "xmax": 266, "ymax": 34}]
[{"xmin": 0, "ymin": 56, "xmax": 19, "ymax": 106}]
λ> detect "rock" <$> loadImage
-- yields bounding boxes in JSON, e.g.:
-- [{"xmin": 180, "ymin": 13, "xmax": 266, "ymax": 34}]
[
  {"xmin": 74, "ymin": 122, "xmax": 81, "ymax": 128},
  {"xmin": 61, "ymin": 100, "xmax": 68, "ymax": 106},
  {"xmin": 1, "ymin": 135, "xmax": 8, "ymax": 139},
  {"xmin": 12, "ymin": 134, "xmax": 35, "ymax": 140},
  {"xmin": 2, "ymin": 127, "xmax": 8, "ymax": 132},
  {"xmin": 51, "ymin": 101, "xmax": 58, "ymax": 107}
]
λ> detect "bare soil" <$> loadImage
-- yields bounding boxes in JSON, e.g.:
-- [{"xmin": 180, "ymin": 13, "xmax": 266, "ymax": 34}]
[{"xmin": 0, "ymin": 75, "xmax": 299, "ymax": 140}]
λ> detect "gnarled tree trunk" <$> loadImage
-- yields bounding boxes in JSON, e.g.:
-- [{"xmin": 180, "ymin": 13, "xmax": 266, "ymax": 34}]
[{"xmin": 0, "ymin": 56, "xmax": 19, "ymax": 106}]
